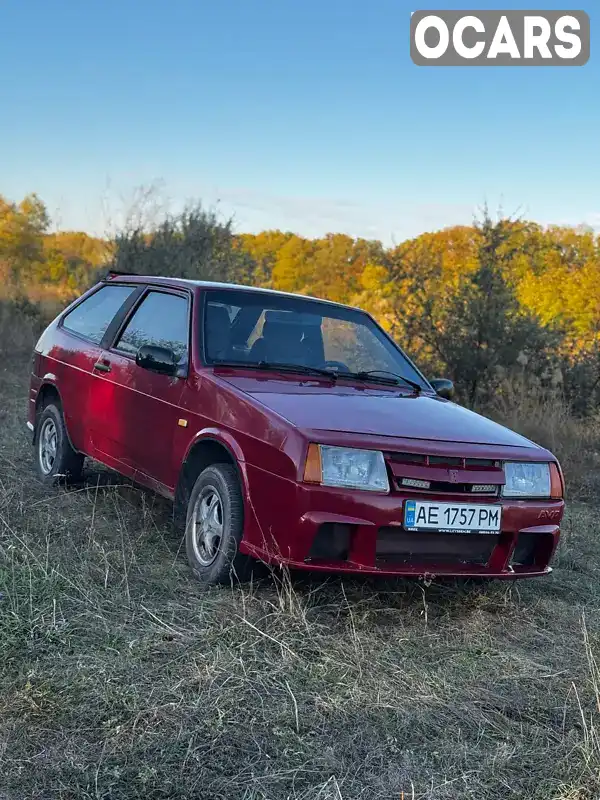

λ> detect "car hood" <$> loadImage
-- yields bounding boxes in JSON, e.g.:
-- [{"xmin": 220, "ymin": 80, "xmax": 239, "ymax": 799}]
[{"xmin": 217, "ymin": 374, "xmax": 539, "ymax": 449}]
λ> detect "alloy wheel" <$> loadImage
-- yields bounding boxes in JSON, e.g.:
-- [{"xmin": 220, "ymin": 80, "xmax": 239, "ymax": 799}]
[
  {"xmin": 38, "ymin": 418, "xmax": 58, "ymax": 475},
  {"xmin": 191, "ymin": 486, "xmax": 224, "ymax": 566}
]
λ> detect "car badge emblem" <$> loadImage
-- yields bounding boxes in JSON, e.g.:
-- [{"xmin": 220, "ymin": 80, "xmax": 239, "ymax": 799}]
[{"xmin": 449, "ymin": 469, "xmax": 459, "ymax": 483}]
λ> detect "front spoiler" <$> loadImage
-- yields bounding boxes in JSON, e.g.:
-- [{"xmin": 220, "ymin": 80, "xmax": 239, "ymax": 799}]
[{"xmin": 242, "ymin": 543, "xmax": 554, "ymax": 580}]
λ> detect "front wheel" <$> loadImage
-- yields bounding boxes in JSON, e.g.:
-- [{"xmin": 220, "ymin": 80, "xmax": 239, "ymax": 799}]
[
  {"xmin": 34, "ymin": 403, "xmax": 84, "ymax": 484},
  {"xmin": 185, "ymin": 463, "xmax": 252, "ymax": 585}
]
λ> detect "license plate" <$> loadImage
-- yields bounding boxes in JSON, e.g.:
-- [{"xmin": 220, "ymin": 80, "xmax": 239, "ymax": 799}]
[{"xmin": 404, "ymin": 500, "xmax": 501, "ymax": 533}]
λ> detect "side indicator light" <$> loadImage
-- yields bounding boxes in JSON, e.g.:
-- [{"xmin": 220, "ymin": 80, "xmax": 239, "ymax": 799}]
[
  {"xmin": 178, "ymin": 419, "xmax": 189, "ymax": 428},
  {"xmin": 303, "ymin": 443, "xmax": 322, "ymax": 483},
  {"xmin": 550, "ymin": 462, "xmax": 564, "ymax": 499}
]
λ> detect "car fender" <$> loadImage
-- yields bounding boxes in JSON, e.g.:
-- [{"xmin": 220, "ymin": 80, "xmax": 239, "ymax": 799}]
[
  {"xmin": 182, "ymin": 427, "xmax": 250, "ymax": 496},
  {"xmin": 33, "ymin": 378, "xmax": 81, "ymax": 454},
  {"xmin": 178, "ymin": 428, "xmax": 272, "ymax": 549}
]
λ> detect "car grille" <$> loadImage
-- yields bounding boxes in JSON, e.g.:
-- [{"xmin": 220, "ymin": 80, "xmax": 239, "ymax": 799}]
[
  {"xmin": 385, "ymin": 451, "xmax": 503, "ymax": 498},
  {"xmin": 376, "ymin": 527, "xmax": 498, "ymax": 565},
  {"xmin": 395, "ymin": 477, "xmax": 500, "ymax": 496}
]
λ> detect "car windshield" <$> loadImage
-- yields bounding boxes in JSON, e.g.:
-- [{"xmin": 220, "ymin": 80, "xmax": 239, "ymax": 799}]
[{"xmin": 203, "ymin": 289, "xmax": 430, "ymax": 390}]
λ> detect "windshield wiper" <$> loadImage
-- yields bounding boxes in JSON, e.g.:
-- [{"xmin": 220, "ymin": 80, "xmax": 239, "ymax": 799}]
[
  {"xmin": 257, "ymin": 361, "xmax": 340, "ymax": 379},
  {"xmin": 343, "ymin": 369, "xmax": 423, "ymax": 394},
  {"xmin": 212, "ymin": 359, "xmax": 338, "ymax": 380},
  {"xmin": 211, "ymin": 360, "xmax": 420, "ymax": 389}
]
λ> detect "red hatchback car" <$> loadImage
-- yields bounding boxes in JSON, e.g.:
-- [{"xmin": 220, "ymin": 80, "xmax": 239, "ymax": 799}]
[{"xmin": 27, "ymin": 273, "xmax": 565, "ymax": 584}]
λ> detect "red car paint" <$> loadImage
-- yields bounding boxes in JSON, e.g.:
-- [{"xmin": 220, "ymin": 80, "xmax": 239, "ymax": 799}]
[{"xmin": 28, "ymin": 275, "xmax": 565, "ymax": 580}]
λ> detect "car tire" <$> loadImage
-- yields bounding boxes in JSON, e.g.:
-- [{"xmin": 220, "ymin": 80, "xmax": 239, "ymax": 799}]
[
  {"xmin": 34, "ymin": 403, "xmax": 84, "ymax": 484},
  {"xmin": 185, "ymin": 463, "xmax": 251, "ymax": 585}
]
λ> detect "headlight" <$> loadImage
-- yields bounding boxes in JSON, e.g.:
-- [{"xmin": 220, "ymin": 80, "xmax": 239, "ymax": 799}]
[
  {"xmin": 502, "ymin": 462, "xmax": 551, "ymax": 498},
  {"xmin": 303, "ymin": 444, "xmax": 389, "ymax": 492}
]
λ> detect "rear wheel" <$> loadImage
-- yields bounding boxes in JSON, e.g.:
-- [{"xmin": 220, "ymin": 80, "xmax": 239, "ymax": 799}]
[
  {"xmin": 185, "ymin": 463, "xmax": 251, "ymax": 584},
  {"xmin": 34, "ymin": 403, "xmax": 84, "ymax": 484}
]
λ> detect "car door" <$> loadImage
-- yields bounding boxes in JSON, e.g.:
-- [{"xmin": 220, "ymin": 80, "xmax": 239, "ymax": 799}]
[
  {"xmin": 54, "ymin": 283, "xmax": 141, "ymax": 454},
  {"xmin": 88, "ymin": 287, "xmax": 191, "ymax": 492}
]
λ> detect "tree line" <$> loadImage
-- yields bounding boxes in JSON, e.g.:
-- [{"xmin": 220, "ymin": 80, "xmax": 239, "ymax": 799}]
[{"xmin": 2, "ymin": 192, "xmax": 599, "ymax": 411}]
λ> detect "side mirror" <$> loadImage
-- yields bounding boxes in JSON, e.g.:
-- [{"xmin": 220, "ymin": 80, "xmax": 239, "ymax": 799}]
[
  {"xmin": 429, "ymin": 378, "xmax": 454, "ymax": 400},
  {"xmin": 136, "ymin": 344, "xmax": 178, "ymax": 376}
]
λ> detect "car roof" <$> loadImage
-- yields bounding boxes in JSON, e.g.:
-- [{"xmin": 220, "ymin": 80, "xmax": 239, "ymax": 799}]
[{"xmin": 105, "ymin": 273, "xmax": 362, "ymax": 312}]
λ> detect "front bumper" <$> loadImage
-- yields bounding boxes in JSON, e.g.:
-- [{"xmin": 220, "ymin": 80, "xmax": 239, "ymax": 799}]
[{"xmin": 241, "ymin": 464, "xmax": 564, "ymax": 579}]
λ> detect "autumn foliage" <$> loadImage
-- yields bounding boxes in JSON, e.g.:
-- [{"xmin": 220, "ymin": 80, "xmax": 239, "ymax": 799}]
[{"xmin": 1, "ymin": 192, "xmax": 599, "ymax": 411}]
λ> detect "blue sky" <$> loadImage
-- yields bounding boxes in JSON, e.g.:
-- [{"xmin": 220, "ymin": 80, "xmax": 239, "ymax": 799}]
[{"xmin": 0, "ymin": 0, "xmax": 597, "ymax": 244}]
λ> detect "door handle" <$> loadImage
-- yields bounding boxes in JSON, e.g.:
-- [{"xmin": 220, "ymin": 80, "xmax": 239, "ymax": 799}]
[{"xmin": 94, "ymin": 361, "xmax": 111, "ymax": 373}]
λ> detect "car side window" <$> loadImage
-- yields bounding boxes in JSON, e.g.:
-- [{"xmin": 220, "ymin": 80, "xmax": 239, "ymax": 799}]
[
  {"xmin": 114, "ymin": 291, "xmax": 190, "ymax": 364},
  {"xmin": 62, "ymin": 285, "xmax": 135, "ymax": 344}
]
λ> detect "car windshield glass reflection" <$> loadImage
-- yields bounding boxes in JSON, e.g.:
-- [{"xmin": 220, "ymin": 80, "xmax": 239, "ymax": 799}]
[{"xmin": 203, "ymin": 290, "xmax": 428, "ymax": 390}]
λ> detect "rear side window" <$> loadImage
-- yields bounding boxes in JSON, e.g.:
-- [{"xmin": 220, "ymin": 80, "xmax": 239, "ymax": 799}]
[
  {"xmin": 62, "ymin": 285, "xmax": 135, "ymax": 344},
  {"xmin": 115, "ymin": 291, "xmax": 190, "ymax": 363}
]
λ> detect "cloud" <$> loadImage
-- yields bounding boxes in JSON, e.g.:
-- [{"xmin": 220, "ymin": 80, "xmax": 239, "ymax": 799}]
[
  {"xmin": 66, "ymin": 178, "xmax": 478, "ymax": 244},
  {"xmin": 203, "ymin": 186, "xmax": 475, "ymax": 245},
  {"xmin": 583, "ymin": 212, "xmax": 600, "ymax": 230}
]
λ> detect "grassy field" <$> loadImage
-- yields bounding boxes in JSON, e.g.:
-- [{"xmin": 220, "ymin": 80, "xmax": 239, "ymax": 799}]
[{"xmin": 1, "ymin": 361, "xmax": 600, "ymax": 799}]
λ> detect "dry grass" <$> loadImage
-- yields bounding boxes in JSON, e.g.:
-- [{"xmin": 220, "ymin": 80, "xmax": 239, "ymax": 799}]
[
  {"xmin": 0, "ymin": 300, "xmax": 41, "ymax": 356},
  {"xmin": 0, "ymin": 293, "xmax": 64, "ymax": 359},
  {"xmin": 1, "ymin": 363, "xmax": 600, "ymax": 797},
  {"xmin": 488, "ymin": 372, "xmax": 600, "ymax": 502}
]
